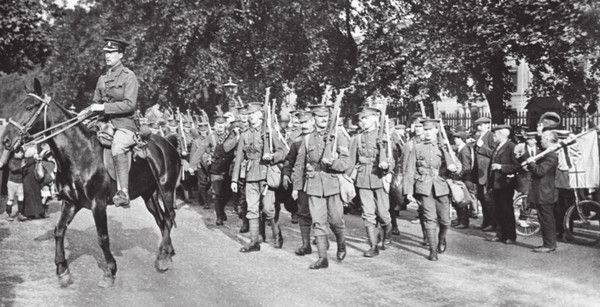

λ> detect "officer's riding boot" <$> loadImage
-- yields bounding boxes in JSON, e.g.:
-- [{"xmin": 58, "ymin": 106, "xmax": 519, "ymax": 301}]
[
  {"xmin": 309, "ymin": 235, "xmax": 329, "ymax": 269},
  {"xmin": 240, "ymin": 218, "xmax": 260, "ymax": 253},
  {"xmin": 295, "ymin": 225, "xmax": 312, "ymax": 256},
  {"xmin": 381, "ymin": 224, "xmax": 392, "ymax": 250},
  {"xmin": 426, "ymin": 229, "xmax": 438, "ymax": 261},
  {"xmin": 438, "ymin": 225, "xmax": 448, "ymax": 254},
  {"xmin": 268, "ymin": 219, "xmax": 284, "ymax": 248},
  {"xmin": 363, "ymin": 225, "xmax": 379, "ymax": 257},
  {"xmin": 334, "ymin": 230, "xmax": 346, "ymax": 261},
  {"xmin": 112, "ymin": 153, "xmax": 131, "ymax": 208}
]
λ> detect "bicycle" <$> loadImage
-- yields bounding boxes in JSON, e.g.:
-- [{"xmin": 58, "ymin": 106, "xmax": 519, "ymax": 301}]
[
  {"xmin": 563, "ymin": 192, "xmax": 600, "ymax": 246},
  {"xmin": 513, "ymin": 193, "xmax": 540, "ymax": 237},
  {"xmin": 513, "ymin": 191, "xmax": 600, "ymax": 245}
]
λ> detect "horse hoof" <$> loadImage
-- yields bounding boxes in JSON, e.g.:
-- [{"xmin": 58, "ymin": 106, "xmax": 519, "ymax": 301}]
[
  {"xmin": 57, "ymin": 269, "xmax": 73, "ymax": 287},
  {"xmin": 155, "ymin": 258, "xmax": 171, "ymax": 273},
  {"xmin": 97, "ymin": 275, "xmax": 115, "ymax": 288}
]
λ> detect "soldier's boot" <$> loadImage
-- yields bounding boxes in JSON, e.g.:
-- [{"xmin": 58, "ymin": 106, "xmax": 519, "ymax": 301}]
[
  {"xmin": 334, "ymin": 230, "xmax": 346, "ymax": 261},
  {"xmin": 197, "ymin": 186, "xmax": 207, "ymax": 208},
  {"xmin": 437, "ymin": 225, "xmax": 448, "ymax": 254},
  {"xmin": 268, "ymin": 219, "xmax": 284, "ymax": 249},
  {"xmin": 453, "ymin": 207, "xmax": 469, "ymax": 229},
  {"xmin": 112, "ymin": 153, "xmax": 131, "ymax": 208},
  {"xmin": 309, "ymin": 235, "xmax": 329, "ymax": 270},
  {"xmin": 426, "ymin": 229, "xmax": 438, "ymax": 261},
  {"xmin": 381, "ymin": 224, "xmax": 392, "ymax": 250},
  {"xmin": 259, "ymin": 214, "xmax": 266, "ymax": 243},
  {"xmin": 363, "ymin": 225, "xmax": 379, "ymax": 257},
  {"xmin": 240, "ymin": 219, "xmax": 260, "ymax": 253},
  {"xmin": 420, "ymin": 219, "xmax": 429, "ymax": 246},
  {"xmin": 295, "ymin": 225, "xmax": 312, "ymax": 256}
]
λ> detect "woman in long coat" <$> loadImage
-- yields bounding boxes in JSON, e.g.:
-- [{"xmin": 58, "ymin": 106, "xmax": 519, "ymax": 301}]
[{"xmin": 21, "ymin": 147, "xmax": 44, "ymax": 219}]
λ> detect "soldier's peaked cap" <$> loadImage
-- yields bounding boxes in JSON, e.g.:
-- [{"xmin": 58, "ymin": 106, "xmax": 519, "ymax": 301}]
[
  {"xmin": 246, "ymin": 102, "xmax": 263, "ymax": 113},
  {"xmin": 103, "ymin": 38, "xmax": 129, "ymax": 52},
  {"xmin": 308, "ymin": 104, "xmax": 332, "ymax": 116},
  {"xmin": 359, "ymin": 106, "xmax": 381, "ymax": 118},
  {"xmin": 295, "ymin": 110, "xmax": 313, "ymax": 123},
  {"xmin": 420, "ymin": 118, "xmax": 440, "ymax": 129}
]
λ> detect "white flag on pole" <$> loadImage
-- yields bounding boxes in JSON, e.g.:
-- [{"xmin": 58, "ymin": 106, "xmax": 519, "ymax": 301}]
[{"xmin": 568, "ymin": 131, "xmax": 599, "ymax": 189}]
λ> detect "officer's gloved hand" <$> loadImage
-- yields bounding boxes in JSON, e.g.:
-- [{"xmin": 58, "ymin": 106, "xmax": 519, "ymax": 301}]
[
  {"xmin": 291, "ymin": 190, "xmax": 299, "ymax": 201},
  {"xmin": 231, "ymin": 182, "xmax": 238, "ymax": 193},
  {"xmin": 379, "ymin": 162, "xmax": 389, "ymax": 170}
]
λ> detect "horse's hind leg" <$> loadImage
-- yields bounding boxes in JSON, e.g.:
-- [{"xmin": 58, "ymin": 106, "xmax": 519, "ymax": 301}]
[
  {"xmin": 55, "ymin": 200, "xmax": 81, "ymax": 287},
  {"xmin": 145, "ymin": 192, "xmax": 174, "ymax": 272},
  {"xmin": 92, "ymin": 201, "xmax": 117, "ymax": 288}
]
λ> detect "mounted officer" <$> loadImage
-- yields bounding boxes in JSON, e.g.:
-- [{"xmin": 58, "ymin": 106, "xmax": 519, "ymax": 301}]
[{"xmin": 88, "ymin": 38, "xmax": 139, "ymax": 208}]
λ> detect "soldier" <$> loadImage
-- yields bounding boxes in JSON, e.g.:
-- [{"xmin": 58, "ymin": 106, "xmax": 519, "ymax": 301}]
[
  {"xmin": 348, "ymin": 107, "xmax": 395, "ymax": 257},
  {"xmin": 189, "ymin": 122, "xmax": 212, "ymax": 209},
  {"xmin": 208, "ymin": 115, "xmax": 237, "ymax": 225},
  {"xmin": 282, "ymin": 111, "xmax": 314, "ymax": 255},
  {"xmin": 232, "ymin": 103, "xmax": 250, "ymax": 233},
  {"xmin": 88, "ymin": 38, "xmax": 139, "ymax": 208},
  {"xmin": 231, "ymin": 102, "xmax": 287, "ymax": 252},
  {"xmin": 404, "ymin": 118, "xmax": 458, "ymax": 261},
  {"xmin": 292, "ymin": 104, "xmax": 351, "ymax": 269}
]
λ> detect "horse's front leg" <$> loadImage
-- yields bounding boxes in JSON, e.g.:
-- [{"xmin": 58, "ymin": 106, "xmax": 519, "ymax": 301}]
[
  {"xmin": 55, "ymin": 200, "xmax": 81, "ymax": 287},
  {"xmin": 92, "ymin": 201, "xmax": 117, "ymax": 288}
]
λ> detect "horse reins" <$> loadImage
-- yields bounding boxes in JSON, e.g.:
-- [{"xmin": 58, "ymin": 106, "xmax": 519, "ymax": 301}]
[{"xmin": 8, "ymin": 93, "xmax": 100, "ymax": 149}]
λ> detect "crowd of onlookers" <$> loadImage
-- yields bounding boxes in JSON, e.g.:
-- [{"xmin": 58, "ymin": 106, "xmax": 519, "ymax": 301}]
[{"xmin": 0, "ymin": 141, "xmax": 56, "ymax": 222}]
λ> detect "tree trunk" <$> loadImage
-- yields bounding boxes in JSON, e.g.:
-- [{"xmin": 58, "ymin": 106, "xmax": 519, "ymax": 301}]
[{"xmin": 485, "ymin": 53, "xmax": 508, "ymax": 124}]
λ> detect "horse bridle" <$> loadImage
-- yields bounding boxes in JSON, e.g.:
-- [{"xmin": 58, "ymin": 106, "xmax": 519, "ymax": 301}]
[{"xmin": 6, "ymin": 93, "xmax": 98, "ymax": 150}]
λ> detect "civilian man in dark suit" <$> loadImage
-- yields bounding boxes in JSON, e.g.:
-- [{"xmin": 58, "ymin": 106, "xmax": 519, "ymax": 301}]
[
  {"xmin": 524, "ymin": 130, "xmax": 559, "ymax": 252},
  {"xmin": 452, "ymin": 131, "xmax": 474, "ymax": 229},
  {"xmin": 485, "ymin": 125, "xmax": 520, "ymax": 244},
  {"xmin": 514, "ymin": 132, "xmax": 539, "ymax": 195},
  {"xmin": 473, "ymin": 117, "xmax": 497, "ymax": 231}
]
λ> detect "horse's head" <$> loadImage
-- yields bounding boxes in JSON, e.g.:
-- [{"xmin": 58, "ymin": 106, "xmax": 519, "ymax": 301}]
[{"xmin": 2, "ymin": 78, "xmax": 51, "ymax": 152}]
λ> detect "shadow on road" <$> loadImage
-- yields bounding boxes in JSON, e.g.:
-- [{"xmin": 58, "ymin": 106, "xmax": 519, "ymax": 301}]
[
  {"xmin": 0, "ymin": 275, "xmax": 24, "ymax": 307},
  {"xmin": 32, "ymin": 217, "xmax": 160, "ymax": 270}
]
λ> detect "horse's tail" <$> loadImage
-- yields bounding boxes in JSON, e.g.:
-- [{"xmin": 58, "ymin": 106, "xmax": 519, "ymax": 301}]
[{"xmin": 147, "ymin": 155, "xmax": 177, "ymax": 229}]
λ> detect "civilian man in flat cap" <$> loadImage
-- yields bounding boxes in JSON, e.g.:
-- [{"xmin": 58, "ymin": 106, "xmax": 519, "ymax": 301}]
[
  {"xmin": 348, "ymin": 106, "xmax": 395, "ymax": 258},
  {"xmin": 473, "ymin": 117, "xmax": 498, "ymax": 231},
  {"xmin": 282, "ymin": 111, "xmax": 314, "ymax": 256},
  {"xmin": 207, "ymin": 115, "xmax": 237, "ymax": 226},
  {"xmin": 231, "ymin": 102, "xmax": 287, "ymax": 253},
  {"xmin": 89, "ymin": 38, "xmax": 139, "ymax": 208},
  {"xmin": 292, "ymin": 103, "xmax": 351, "ymax": 269},
  {"xmin": 485, "ymin": 125, "xmax": 520, "ymax": 244},
  {"xmin": 404, "ymin": 118, "xmax": 458, "ymax": 261}
]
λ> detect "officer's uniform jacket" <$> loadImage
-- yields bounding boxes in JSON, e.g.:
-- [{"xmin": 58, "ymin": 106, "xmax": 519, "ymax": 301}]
[
  {"xmin": 348, "ymin": 129, "xmax": 395, "ymax": 189},
  {"xmin": 292, "ymin": 130, "xmax": 350, "ymax": 197},
  {"xmin": 231, "ymin": 124, "xmax": 287, "ymax": 183},
  {"xmin": 282, "ymin": 133, "xmax": 305, "ymax": 179},
  {"xmin": 403, "ymin": 138, "xmax": 453, "ymax": 197},
  {"xmin": 92, "ymin": 63, "xmax": 139, "ymax": 132},
  {"xmin": 207, "ymin": 130, "xmax": 237, "ymax": 175}
]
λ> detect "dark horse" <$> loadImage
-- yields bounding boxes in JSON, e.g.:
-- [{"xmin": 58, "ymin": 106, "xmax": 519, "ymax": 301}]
[{"xmin": 1, "ymin": 79, "xmax": 180, "ymax": 287}]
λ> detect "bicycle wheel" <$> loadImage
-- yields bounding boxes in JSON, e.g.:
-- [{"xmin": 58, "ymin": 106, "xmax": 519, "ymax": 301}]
[
  {"xmin": 564, "ymin": 200, "xmax": 600, "ymax": 246},
  {"xmin": 513, "ymin": 194, "xmax": 540, "ymax": 237}
]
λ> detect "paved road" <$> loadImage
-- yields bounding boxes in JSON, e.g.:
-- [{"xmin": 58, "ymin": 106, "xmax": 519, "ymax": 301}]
[{"xmin": 1, "ymin": 196, "xmax": 599, "ymax": 307}]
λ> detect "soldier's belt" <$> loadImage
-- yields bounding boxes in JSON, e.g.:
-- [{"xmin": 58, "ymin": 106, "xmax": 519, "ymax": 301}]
[
  {"xmin": 358, "ymin": 156, "xmax": 377, "ymax": 164},
  {"xmin": 246, "ymin": 152, "xmax": 262, "ymax": 160}
]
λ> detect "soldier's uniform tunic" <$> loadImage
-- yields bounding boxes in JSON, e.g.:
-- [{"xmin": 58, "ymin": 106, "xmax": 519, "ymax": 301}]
[
  {"xmin": 292, "ymin": 129, "xmax": 351, "ymax": 237},
  {"xmin": 349, "ymin": 129, "xmax": 395, "ymax": 227},
  {"xmin": 208, "ymin": 129, "xmax": 237, "ymax": 223}
]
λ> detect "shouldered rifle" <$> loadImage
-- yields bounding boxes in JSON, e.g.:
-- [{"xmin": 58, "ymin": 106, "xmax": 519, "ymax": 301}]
[
  {"xmin": 323, "ymin": 88, "xmax": 345, "ymax": 162},
  {"xmin": 187, "ymin": 109, "xmax": 195, "ymax": 130},
  {"xmin": 201, "ymin": 109, "xmax": 212, "ymax": 135},
  {"xmin": 262, "ymin": 87, "xmax": 272, "ymax": 156},
  {"xmin": 177, "ymin": 107, "xmax": 188, "ymax": 156},
  {"xmin": 377, "ymin": 101, "xmax": 389, "ymax": 166},
  {"xmin": 433, "ymin": 103, "xmax": 460, "ymax": 172},
  {"xmin": 386, "ymin": 115, "xmax": 392, "ymax": 161}
]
